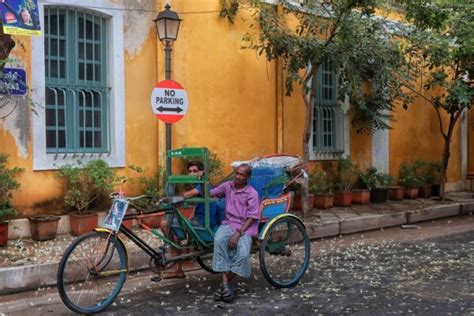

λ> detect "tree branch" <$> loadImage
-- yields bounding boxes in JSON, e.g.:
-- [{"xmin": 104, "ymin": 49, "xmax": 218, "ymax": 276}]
[{"xmin": 435, "ymin": 106, "xmax": 447, "ymax": 139}]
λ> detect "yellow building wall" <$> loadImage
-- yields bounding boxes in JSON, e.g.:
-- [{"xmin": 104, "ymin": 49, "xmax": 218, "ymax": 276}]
[
  {"xmin": 0, "ymin": 0, "xmax": 468, "ymax": 217},
  {"xmin": 350, "ymin": 125, "xmax": 372, "ymax": 171},
  {"xmin": 390, "ymin": 98, "xmax": 462, "ymax": 182},
  {"xmin": 1, "ymin": 0, "xmax": 279, "ymax": 217},
  {"xmin": 168, "ymin": 1, "xmax": 277, "ymax": 167}
]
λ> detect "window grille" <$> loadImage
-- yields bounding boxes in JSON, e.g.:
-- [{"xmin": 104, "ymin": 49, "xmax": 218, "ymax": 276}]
[
  {"xmin": 44, "ymin": 7, "xmax": 109, "ymax": 156},
  {"xmin": 312, "ymin": 62, "xmax": 343, "ymax": 157}
]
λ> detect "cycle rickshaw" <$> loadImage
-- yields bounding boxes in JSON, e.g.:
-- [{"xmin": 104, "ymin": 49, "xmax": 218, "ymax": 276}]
[{"xmin": 57, "ymin": 147, "xmax": 311, "ymax": 314}]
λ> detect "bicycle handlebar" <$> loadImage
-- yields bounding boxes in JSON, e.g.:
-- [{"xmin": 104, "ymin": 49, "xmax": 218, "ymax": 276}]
[{"xmin": 109, "ymin": 192, "xmax": 148, "ymax": 201}]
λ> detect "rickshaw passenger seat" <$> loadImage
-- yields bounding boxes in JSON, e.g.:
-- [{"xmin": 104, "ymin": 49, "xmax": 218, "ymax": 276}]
[
  {"xmin": 248, "ymin": 167, "xmax": 291, "ymax": 222},
  {"xmin": 248, "ymin": 167, "xmax": 285, "ymax": 199}
]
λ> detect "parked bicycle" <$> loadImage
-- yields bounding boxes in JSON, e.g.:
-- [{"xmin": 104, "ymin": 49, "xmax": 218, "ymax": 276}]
[{"xmin": 57, "ymin": 148, "xmax": 310, "ymax": 314}]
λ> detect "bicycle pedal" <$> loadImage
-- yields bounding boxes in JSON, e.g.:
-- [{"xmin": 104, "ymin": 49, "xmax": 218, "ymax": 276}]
[{"xmin": 150, "ymin": 276, "xmax": 162, "ymax": 283}]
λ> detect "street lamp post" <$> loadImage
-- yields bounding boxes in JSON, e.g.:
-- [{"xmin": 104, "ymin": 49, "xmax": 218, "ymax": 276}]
[{"xmin": 154, "ymin": 4, "xmax": 181, "ymax": 195}]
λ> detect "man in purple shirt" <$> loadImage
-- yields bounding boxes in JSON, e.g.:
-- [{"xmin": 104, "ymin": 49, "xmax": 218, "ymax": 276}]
[{"xmin": 210, "ymin": 164, "xmax": 260, "ymax": 303}]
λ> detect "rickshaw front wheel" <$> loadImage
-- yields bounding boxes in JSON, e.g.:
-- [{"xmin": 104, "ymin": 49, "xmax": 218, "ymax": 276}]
[{"xmin": 57, "ymin": 231, "xmax": 128, "ymax": 314}]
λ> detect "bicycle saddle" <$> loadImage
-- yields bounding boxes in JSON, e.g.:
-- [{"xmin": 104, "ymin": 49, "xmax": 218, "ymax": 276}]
[{"xmin": 159, "ymin": 196, "xmax": 184, "ymax": 205}]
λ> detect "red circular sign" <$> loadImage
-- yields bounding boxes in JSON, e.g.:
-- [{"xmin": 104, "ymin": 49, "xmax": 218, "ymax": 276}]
[{"xmin": 150, "ymin": 80, "xmax": 189, "ymax": 124}]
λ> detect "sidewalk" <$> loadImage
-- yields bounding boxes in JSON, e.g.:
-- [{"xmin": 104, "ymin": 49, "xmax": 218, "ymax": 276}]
[{"xmin": 0, "ymin": 192, "xmax": 473, "ymax": 296}]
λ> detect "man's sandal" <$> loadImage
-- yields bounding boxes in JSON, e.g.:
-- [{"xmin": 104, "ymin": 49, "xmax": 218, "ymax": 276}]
[
  {"xmin": 221, "ymin": 284, "xmax": 235, "ymax": 303},
  {"xmin": 214, "ymin": 286, "xmax": 225, "ymax": 301}
]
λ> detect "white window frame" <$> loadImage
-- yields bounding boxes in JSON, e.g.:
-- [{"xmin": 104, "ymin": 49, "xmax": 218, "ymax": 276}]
[
  {"xmin": 309, "ymin": 98, "xmax": 350, "ymax": 161},
  {"xmin": 32, "ymin": 0, "xmax": 125, "ymax": 170},
  {"xmin": 309, "ymin": 66, "xmax": 350, "ymax": 161}
]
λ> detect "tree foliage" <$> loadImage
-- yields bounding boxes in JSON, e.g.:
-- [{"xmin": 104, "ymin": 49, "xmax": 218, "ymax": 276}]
[
  {"xmin": 401, "ymin": 0, "xmax": 473, "ymax": 199},
  {"xmin": 225, "ymin": 0, "xmax": 409, "ymax": 160}
]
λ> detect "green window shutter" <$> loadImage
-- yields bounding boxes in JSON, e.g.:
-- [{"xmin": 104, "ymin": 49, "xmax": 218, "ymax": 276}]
[
  {"xmin": 45, "ymin": 7, "xmax": 108, "ymax": 155},
  {"xmin": 313, "ymin": 62, "xmax": 338, "ymax": 152}
]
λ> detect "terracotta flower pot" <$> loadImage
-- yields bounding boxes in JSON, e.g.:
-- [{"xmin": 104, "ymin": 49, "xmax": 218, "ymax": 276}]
[
  {"xmin": 370, "ymin": 188, "xmax": 389, "ymax": 203},
  {"xmin": 179, "ymin": 206, "xmax": 196, "ymax": 219},
  {"xmin": 352, "ymin": 189, "xmax": 370, "ymax": 205},
  {"xmin": 0, "ymin": 222, "xmax": 8, "ymax": 247},
  {"xmin": 418, "ymin": 185, "xmax": 432, "ymax": 198},
  {"xmin": 138, "ymin": 213, "xmax": 163, "ymax": 229},
  {"xmin": 333, "ymin": 191, "xmax": 352, "ymax": 207},
  {"xmin": 292, "ymin": 194, "xmax": 314, "ymax": 211},
  {"xmin": 69, "ymin": 212, "xmax": 98, "ymax": 236},
  {"xmin": 314, "ymin": 193, "xmax": 334, "ymax": 209},
  {"xmin": 121, "ymin": 218, "xmax": 134, "ymax": 230},
  {"xmin": 404, "ymin": 187, "xmax": 419, "ymax": 199},
  {"xmin": 388, "ymin": 186, "xmax": 404, "ymax": 201},
  {"xmin": 28, "ymin": 215, "xmax": 60, "ymax": 241}
]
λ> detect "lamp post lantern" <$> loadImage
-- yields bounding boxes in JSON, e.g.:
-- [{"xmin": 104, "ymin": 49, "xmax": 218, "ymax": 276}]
[{"xmin": 154, "ymin": 4, "xmax": 181, "ymax": 195}]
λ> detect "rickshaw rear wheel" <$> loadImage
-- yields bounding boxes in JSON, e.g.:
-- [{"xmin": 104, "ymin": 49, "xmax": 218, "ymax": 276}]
[{"xmin": 259, "ymin": 216, "xmax": 310, "ymax": 288}]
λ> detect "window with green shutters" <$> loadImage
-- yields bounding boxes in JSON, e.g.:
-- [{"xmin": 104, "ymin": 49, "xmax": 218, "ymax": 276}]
[
  {"xmin": 44, "ymin": 7, "xmax": 108, "ymax": 154},
  {"xmin": 312, "ymin": 61, "xmax": 344, "ymax": 158}
]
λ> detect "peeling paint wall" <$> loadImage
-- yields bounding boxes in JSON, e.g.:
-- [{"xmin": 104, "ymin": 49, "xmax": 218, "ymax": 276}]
[
  {"xmin": 122, "ymin": 0, "xmax": 156, "ymax": 57},
  {"xmin": 0, "ymin": 96, "xmax": 30, "ymax": 157},
  {"xmin": 0, "ymin": 36, "xmax": 31, "ymax": 158}
]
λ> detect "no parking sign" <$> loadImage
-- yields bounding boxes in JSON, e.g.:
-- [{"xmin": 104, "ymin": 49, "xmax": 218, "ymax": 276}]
[{"xmin": 150, "ymin": 80, "xmax": 188, "ymax": 124}]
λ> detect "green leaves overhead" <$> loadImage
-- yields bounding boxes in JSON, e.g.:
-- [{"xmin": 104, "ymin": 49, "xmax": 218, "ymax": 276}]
[{"xmin": 241, "ymin": 0, "xmax": 409, "ymax": 134}]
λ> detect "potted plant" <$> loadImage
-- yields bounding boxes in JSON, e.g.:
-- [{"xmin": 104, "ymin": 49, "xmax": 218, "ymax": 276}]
[
  {"xmin": 414, "ymin": 160, "xmax": 433, "ymax": 198},
  {"xmin": 333, "ymin": 157, "xmax": 358, "ymax": 207},
  {"xmin": 398, "ymin": 162, "xmax": 422, "ymax": 199},
  {"xmin": 360, "ymin": 168, "xmax": 392, "ymax": 203},
  {"xmin": 129, "ymin": 165, "xmax": 165, "ymax": 228},
  {"xmin": 416, "ymin": 160, "xmax": 441, "ymax": 198},
  {"xmin": 0, "ymin": 154, "xmax": 23, "ymax": 247},
  {"xmin": 58, "ymin": 159, "xmax": 120, "ymax": 236},
  {"xmin": 353, "ymin": 170, "xmax": 373, "ymax": 205},
  {"xmin": 372, "ymin": 172, "xmax": 393, "ymax": 203},
  {"xmin": 309, "ymin": 167, "xmax": 333, "ymax": 209},
  {"xmin": 28, "ymin": 215, "xmax": 61, "ymax": 241},
  {"xmin": 388, "ymin": 180, "xmax": 404, "ymax": 201}
]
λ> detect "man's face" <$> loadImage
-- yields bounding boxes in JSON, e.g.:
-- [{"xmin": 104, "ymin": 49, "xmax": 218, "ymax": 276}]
[
  {"xmin": 234, "ymin": 166, "xmax": 249, "ymax": 186},
  {"xmin": 188, "ymin": 165, "xmax": 203, "ymax": 178}
]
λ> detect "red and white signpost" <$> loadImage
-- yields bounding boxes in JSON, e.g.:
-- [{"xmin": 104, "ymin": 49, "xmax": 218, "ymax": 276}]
[{"xmin": 150, "ymin": 80, "xmax": 188, "ymax": 124}]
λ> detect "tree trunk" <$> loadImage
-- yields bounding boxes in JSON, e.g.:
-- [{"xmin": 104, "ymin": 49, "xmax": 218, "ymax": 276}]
[
  {"xmin": 300, "ymin": 64, "xmax": 318, "ymax": 216},
  {"xmin": 439, "ymin": 112, "xmax": 460, "ymax": 200}
]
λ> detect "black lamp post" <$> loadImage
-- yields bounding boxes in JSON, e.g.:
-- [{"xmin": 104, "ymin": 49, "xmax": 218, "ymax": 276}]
[{"xmin": 154, "ymin": 4, "xmax": 181, "ymax": 195}]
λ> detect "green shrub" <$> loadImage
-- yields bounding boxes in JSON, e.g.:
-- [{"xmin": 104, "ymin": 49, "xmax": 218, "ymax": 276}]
[
  {"xmin": 398, "ymin": 162, "xmax": 423, "ymax": 188},
  {"xmin": 335, "ymin": 157, "xmax": 359, "ymax": 192},
  {"xmin": 309, "ymin": 167, "xmax": 331, "ymax": 194},
  {"xmin": 0, "ymin": 154, "xmax": 23, "ymax": 222},
  {"xmin": 181, "ymin": 150, "xmax": 223, "ymax": 183},
  {"xmin": 129, "ymin": 165, "xmax": 164, "ymax": 207},
  {"xmin": 412, "ymin": 160, "xmax": 441, "ymax": 185},
  {"xmin": 58, "ymin": 159, "xmax": 120, "ymax": 214},
  {"xmin": 359, "ymin": 167, "xmax": 394, "ymax": 190}
]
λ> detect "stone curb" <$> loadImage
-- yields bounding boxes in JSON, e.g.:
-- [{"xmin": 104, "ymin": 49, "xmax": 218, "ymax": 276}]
[
  {"xmin": 0, "ymin": 246, "xmax": 153, "ymax": 296},
  {"xmin": 0, "ymin": 201, "xmax": 468, "ymax": 296},
  {"xmin": 460, "ymin": 202, "xmax": 474, "ymax": 215},
  {"xmin": 407, "ymin": 204, "xmax": 460, "ymax": 223},
  {"xmin": 305, "ymin": 221, "xmax": 340, "ymax": 239},
  {"xmin": 339, "ymin": 213, "xmax": 407, "ymax": 235}
]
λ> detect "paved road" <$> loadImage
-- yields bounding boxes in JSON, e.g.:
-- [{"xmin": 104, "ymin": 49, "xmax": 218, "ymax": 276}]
[{"xmin": 0, "ymin": 216, "xmax": 473, "ymax": 315}]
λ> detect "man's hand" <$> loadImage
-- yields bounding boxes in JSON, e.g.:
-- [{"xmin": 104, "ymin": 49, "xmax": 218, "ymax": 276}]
[{"xmin": 228, "ymin": 232, "xmax": 240, "ymax": 249}]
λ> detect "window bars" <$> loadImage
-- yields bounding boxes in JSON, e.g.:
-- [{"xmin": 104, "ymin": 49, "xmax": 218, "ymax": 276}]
[
  {"xmin": 312, "ymin": 62, "xmax": 344, "ymax": 156},
  {"xmin": 44, "ymin": 7, "xmax": 110, "ymax": 159}
]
